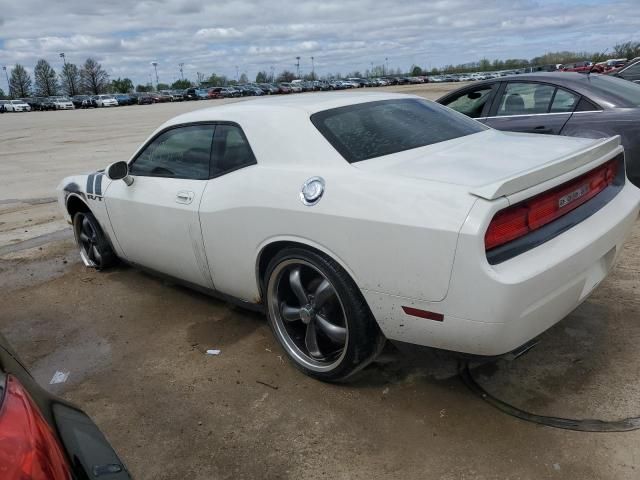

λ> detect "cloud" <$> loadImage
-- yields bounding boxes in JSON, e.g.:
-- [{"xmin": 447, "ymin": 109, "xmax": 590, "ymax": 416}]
[{"xmin": 0, "ymin": 0, "xmax": 638, "ymax": 85}]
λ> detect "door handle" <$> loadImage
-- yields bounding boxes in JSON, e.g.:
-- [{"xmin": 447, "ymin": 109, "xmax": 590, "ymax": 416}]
[
  {"xmin": 532, "ymin": 126, "xmax": 553, "ymax": 134},
  {"xmin": 176, "ymin": 191, "xmax": 195, "ymax": 204}
]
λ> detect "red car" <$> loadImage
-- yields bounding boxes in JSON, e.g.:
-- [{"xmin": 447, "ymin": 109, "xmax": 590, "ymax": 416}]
[
  {"xmin": 207, "ymin": 88, "xmax": 223, "ymax": 99},
  {"xmin": 560, "ymin": 61, "xmax": 593, "ymax": 73}
]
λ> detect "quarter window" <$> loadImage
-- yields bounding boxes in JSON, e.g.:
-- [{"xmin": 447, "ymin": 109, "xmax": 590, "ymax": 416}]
[
  {"xmin": 130, "ymin": 125, "xmax": 214, "ymax": 180},
  {"xmin": 496, "ymin": 83, "xmax": 556, "ymax": 116},
  {"xmin": 550, "ymin": 89, "xmax": 579, "ymax": 113},
  {"xmin": 210, "ymin": 124, "xmax": 257, "ymax": 176}
]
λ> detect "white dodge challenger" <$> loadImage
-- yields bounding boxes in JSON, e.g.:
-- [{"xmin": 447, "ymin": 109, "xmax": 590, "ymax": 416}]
[{"xmin": 58, "ymin": 92, "xmax": 640, "ymax": 381}]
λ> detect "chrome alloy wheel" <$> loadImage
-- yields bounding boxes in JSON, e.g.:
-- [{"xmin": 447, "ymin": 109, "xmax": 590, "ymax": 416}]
[
  {"xmin": 267, "ymin": 259, "xmax": 349, "ymax": 372},
  {"xmin": 75, "ymin": 214, "xmax": 101, "ymax": 267}
]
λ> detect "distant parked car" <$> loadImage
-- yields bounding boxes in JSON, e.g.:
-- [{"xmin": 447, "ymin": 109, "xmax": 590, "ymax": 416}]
[
  {"xmin": 50, "ymin": 96, "xmax": 75, "ymax": 110},
  {"xmin": 137, "ymin": 94, "xmax": 154, "ymax": 105},
  {"xmin": 4, "ymin": 99, "xmax": 31, "ymax": 112},
  {"xmin": 183, "ymin": 88, "xmax": 200, "ymax": 100},
  {"xmin": 206, "ymin": 88, "xmax": 223, "ymax": 99},
  {"xmin": 72, "ymin": 95, "xmax": 94, "ymax": 109},
  {"xmin": 0, "ymin": 100, "xmax": 8, "ymax": 112},
  {"xmin": 23, "ymin": 97, "xmax": 55, "ymax": 111},
  {"xmin": 437, "ymin": 72, "xmax": 640, "ymax": 185},
  {"xmin": 114, "ymin": 94, "xmax": 136, "ymax": 106},
  {"xmin": 95, "ymin": 95, "xmax": 118, "ymax": 107},
  {"xmin": 169, "ymin": 90, "xmax": 185, "ymax": 101}
]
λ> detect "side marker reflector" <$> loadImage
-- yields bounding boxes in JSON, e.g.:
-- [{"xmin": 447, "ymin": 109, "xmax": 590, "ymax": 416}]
[{"xmin": 402, "ymin": 306, "xmax": 444, "ymax": 322}]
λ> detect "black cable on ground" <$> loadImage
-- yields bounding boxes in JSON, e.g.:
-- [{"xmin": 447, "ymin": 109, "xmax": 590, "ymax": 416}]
[{"xmin": 460, "ymin": 361, "xmax": 640, "ymax": 432}]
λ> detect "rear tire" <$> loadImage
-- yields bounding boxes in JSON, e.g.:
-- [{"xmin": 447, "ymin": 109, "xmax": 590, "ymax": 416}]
[
  {"xmin": 73, "ymin": 211, "xmax": 117, "ymax": 270},
  {"xmin": 264, "ymin": 247, "xmax": 385, "ymax": 382}
]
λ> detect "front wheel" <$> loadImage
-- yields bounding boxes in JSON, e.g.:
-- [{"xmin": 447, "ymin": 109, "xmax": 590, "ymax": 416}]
[
  {"xmin": 73, "ymin": 211, "xmax": 117, "ymax": 270},
  {"xmin": 265, "ymin": 248, "xmax": 385, "ymax": 382}
]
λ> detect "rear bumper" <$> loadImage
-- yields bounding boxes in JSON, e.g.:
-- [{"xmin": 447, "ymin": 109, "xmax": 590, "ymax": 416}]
[{"xmin": 365, "ymin": 182, "xmax": 640, "ymax": 355}]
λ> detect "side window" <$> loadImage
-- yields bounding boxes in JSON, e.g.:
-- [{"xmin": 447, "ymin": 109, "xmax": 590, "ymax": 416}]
[
  {"xmin": 550, "ymin": 88, "xmax": 579, "ymax": 113},
  {"xmin": 496, "ymin": 83, "xmax": 555, "ymax": 116},
  {"xmin": 574, "ymin": 97, "xmax": 600, "ymax": 112},
  {"xmin": 443, "ymin": 86, "xmax": 495, "ymax": 118},
  {"xmin": 130, "ymin": 125, "xmax": 214, "ymax": 180},
  {"xmin": 210, "ymin": 125, "xmax": 257, "ymax": 177}
]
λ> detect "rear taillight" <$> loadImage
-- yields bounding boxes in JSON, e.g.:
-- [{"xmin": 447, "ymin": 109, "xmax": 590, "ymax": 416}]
[
  {"xmin": 485, "ymin": 159, "xmax": 619, "ymax": 251},
  {"xmin": 0, "ymin": 375, "xmax": 71, "ymax": 480}
]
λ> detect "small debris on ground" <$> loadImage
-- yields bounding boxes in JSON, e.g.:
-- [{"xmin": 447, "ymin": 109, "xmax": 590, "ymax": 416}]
[
  {"xmin": 206, "ymin": 349, "xmax": 221, "ymax": 355},
  {"xmin": 50, "ymin": 370, "xmax": 70, "ymax": 384},
  {"xmin": 256, "ymin": 380, "xmax": 279, "ymax": 390}
]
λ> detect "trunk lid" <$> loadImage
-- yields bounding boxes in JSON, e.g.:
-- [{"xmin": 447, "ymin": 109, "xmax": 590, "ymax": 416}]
[{"xmin": 355, "ymin": 130, "xmax": 622, "ymax": 200}]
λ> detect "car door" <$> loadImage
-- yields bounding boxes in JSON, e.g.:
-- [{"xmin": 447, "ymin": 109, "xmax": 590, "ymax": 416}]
[
  {"xmin": 199, "ymin": 124, "xmax": 258, "ymax": 299},
  {"xmin": 483, "ymin": 81, "xmax": 577, "ymax": 135},
  {"xmin": 105, "ymin": 124, "xmax": 216, "ymax": 289},
  {"xmin": 438, "ymin": 83, "xmax": 499, "ymax": 121}
]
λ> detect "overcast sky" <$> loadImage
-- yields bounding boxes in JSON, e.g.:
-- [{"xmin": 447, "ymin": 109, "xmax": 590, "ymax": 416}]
[{"xmin": 1, "ymin": 0, "xmax": 639, "ymax": 86}]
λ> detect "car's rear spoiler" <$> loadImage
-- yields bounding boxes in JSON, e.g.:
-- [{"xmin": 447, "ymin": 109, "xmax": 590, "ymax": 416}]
[{"xmin": 470, "ymin": 136, "xmax": 623, "ymax": 200}]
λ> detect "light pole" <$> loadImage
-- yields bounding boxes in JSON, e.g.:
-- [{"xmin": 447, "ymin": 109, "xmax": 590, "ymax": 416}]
[
  {"xmin": 235, "ymin": 65, "xmax": 239, "ymax": 82},
  {"xmin": 270, "ymin": 66, "xmax": 274, "ymax": 82},
  {"xmin": 295, "ymin": 56, "xmax": 301, "ymax": 78},
  {"xmin": 179, "ymin": 63, "xmax": 184, "ymax": 80},
  {"xmin": 2, "ymin": 66, "xmax": 10, "ymax": 98},
  {"xmin": 384, "ymin": 57, "xmax": 389, "ymax": 76},
  {"xmin": 310, "ymin": 56, "xmax": 315, "ymax": 80},
  {"xmin": 370, "ymin": 61, "xmax": 374, "ymax": 78},
  {"xmin": 151, "ymin": 62, "xmax": 159, "ymax": 88}
]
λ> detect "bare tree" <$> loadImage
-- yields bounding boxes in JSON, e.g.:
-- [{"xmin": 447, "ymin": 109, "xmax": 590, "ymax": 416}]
[
  {"xmin": 81, "ymin": 58, "xmax": 109, "ymax": 94},
  {"xmin": 9, "ymin": 64, "xmax": 32, "ymax": 98},
  {"xmin": 34, "ymin": 59, "xmax": 58, "ymax": 96},
  {"xmin": 60, "ymin": 63, "xmax": 81, "ymax": 96}
]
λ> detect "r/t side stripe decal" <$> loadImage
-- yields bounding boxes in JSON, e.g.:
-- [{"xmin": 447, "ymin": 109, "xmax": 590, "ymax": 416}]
[
  {"xmin": 86, "ymin": 174, "xmax": 95, "ymax": 195},
  {"xmin": 94, "ymin": 174, "xmax": 103, "ymax": 196}
]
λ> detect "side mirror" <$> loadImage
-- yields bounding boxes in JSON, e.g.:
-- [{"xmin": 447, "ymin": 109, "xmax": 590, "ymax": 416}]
[{"xmin": 106, "ymin": 161, "xmax": 134, "ymax": 186}]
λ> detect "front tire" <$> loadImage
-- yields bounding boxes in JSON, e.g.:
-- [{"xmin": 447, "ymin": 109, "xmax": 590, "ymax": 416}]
[
  {"xmin": 265, "ymin": 248, "xmax": 384, "ymax": 382},
  {"xmin": 73, "ymin": 211, "xmax": 117, "ymax": 270}
]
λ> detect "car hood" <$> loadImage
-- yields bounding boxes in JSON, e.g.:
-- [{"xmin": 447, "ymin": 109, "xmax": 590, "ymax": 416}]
[{"xmin": 354, "ymin": 129, "xmax": 621, "ymax": 200}]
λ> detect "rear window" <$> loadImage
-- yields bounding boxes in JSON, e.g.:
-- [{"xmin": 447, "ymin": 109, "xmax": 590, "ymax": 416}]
[
  {"xmin": 587, "ymin": 75, "xmax": 640, "ymax": 107},
  {"xmin": 311, "ymin": 99, "xmax": 486, "ymax": 163}
]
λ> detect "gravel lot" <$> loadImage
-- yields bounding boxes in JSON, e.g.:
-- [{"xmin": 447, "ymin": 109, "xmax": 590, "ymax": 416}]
[{"xmin": 1, "ymin": 83, "xmax": 639, "ymax": 479}]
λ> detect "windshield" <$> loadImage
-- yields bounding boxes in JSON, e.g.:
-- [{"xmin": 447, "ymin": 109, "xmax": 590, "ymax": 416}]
[
  {"xmin": 311, "ymin": 98, "xmax": 487, "ymax": 163},
  {"xmin": 591, "ymin": 75, "xmax": 640, "ymax": 107}
]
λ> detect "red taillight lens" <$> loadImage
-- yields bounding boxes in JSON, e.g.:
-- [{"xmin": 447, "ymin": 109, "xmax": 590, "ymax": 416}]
[
  {"xmin": 0, "ymin": 375, "xmax": 71, "ymax": 480},
  {"xmin": 485, "ymin": 159, "xmax": 618, "ymax": 251}
]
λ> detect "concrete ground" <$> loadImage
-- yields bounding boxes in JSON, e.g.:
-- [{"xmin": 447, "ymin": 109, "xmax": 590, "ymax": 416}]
[{"xmin": 1, "ymin": 83, "xmax": 639, "ymax": 479}]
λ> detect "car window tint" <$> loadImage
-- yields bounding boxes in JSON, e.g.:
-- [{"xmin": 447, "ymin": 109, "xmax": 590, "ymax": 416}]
[
  {"xmin": 444, "ymin": 86, "xmax": 494, "ymax": 118},
  {"xmin": 210, "ymin": 124, "xmax": 257, "ymax": 176},
  {"xmin": 311, "ymin": 99, "xmax": 486, "ymax": 163},
  {"xmin": 130, "ymin": 125, "xmax": 214, "ymax": 180},
  {"xmin": 622, "ymin": 62, "xmax": 640, "ymax": 75},
  {"xmin": 496, "ymin": 83, "xmax": 555, "ymax": 116},
  {"xmin": 550, "ymin": 88, "xmax": 579, "ymax": 113},
  {"xmin": 574, "ymin": 97, "xmax": 600, "ymax": 112}
]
